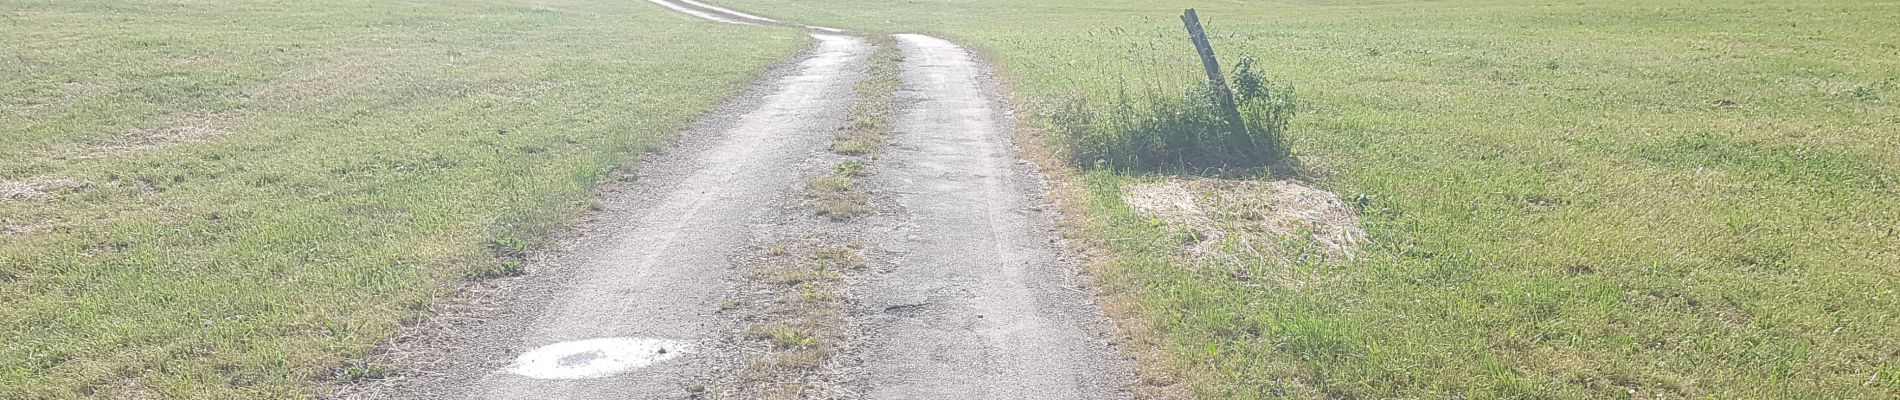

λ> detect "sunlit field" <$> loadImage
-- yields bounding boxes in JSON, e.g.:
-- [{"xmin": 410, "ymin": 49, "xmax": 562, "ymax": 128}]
[{"xmin": 720, "ymin": 0, "xmax": 1899, "ymax": 397}]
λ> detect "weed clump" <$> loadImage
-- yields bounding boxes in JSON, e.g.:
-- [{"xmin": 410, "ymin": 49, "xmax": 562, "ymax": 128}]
[
  {"xmin": 1049, "ymin": 56, "xmax": 1295, "ymax": 172},
  {"xmin": 806, "ymin": 174, "xmax": 866, "ymax": 219}
]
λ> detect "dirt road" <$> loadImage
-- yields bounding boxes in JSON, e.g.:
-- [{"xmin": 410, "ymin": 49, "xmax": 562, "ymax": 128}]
[{"xmin": 343, "ymin": 2, "xmax": 1133, "ymax": 399}]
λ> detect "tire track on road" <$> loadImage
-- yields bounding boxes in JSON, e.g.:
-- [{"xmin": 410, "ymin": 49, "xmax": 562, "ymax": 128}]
[{"xmin": 849, "ymin": 33, "xmax": 1136, "ymax": 399}]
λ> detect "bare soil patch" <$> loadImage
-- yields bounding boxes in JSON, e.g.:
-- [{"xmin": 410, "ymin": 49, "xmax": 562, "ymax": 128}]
[
  {"xmin": 85, "ymin": 113, "xmax": 226, "ymax": 154},
  {"xmin": 2, "ymin": 219, "xmax": 51, "ymax": 236},
  {"xmin": 0, "ymin": 178, "xmax": 89, "ymax": 201},
  {"xmin": 1123, "ymin": 177, "xmax": 1366, "ymax": 260}
]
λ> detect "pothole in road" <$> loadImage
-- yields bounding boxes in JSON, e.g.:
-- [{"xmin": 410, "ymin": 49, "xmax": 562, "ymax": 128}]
[{"xmin": 503, "ymin": 337, "xmax": 689, "ymax": 380}]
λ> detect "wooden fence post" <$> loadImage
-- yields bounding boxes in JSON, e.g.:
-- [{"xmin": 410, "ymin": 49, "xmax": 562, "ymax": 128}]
[{"xmin": 1181, "ymin": 9, "xmax": 1247, "ymax": 139}]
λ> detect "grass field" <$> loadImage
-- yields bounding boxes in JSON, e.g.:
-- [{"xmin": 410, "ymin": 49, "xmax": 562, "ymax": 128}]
[
  {"xmin": 0, "ymin": 0, "xmax": 801, "ymax": 397},
  {"xmin": 718, "ymin": 0, "xmax": 1900, "ymax": 397}
]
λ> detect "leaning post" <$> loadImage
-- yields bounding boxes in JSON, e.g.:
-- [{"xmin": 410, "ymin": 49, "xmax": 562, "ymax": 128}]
[{"xmin": 1181, "ymin": 9, "xmax": 1248, "ymax": 141}]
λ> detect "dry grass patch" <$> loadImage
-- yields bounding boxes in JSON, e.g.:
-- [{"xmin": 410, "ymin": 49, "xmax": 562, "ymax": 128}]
[
  {"xmin": 0, "ymin": 178, "xmax": 90, "ymax": 201},
  {"xmin": 728, "ymin": 33, "xmax": 903, "ymax": 396},
  {"xmin": 748, "ymin": 347, "xmax": 833, "ymax": 372},
  {"xmin": 830, "ymin": 35, "xmax": 902, "ymax": 156},
  {"xmin": 85, "ymin": 113, "xmax": 227, "ymax": 154},
  {"xmin": 832, "ymin": 117, "xmax": 886, "ymax": 156},
  {"xmin": 1123, "ymin": 177, "xmax": 1365, "ymax": 265},
  {"xmin": 805, "ymin": 173, "xmax": 866, "ymax": 220},
  {"xmin": 747, "ymin": 264, "xmax": 840, "ymax": 286},
  {"xmin": 748, "ymin": 324, "xmax": 824, "ymax": 349},
  {"xmin": 1, "ymin": 219, "xmax": 52, "ymax": 237},
  {"xmin": 739, "ymin": 309, "xmax": 843, "ymax": 369},
  {"xmin": 810, "ymin": 245, "xmax": 866, "ymax": 270},
  {"xmin": 746, "ymin": 243, "xmax": 862, "ymax": 286},
  {"xmin": 732, "ymin": 241, "xmax": 862, "ymax": 397},
  {"xmin": 812, "ymin": 35, "xmax": 899, "ymax": 221}
]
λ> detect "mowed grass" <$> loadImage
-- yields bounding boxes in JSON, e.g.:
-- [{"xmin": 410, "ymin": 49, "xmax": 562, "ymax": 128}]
[
  {"xmin": 0, "ymin": 0, "xmax": 801, "ymax": 397},
  {"xmin": 717, "ymin": 0, "xmax": 1900, "ymax": 397}
]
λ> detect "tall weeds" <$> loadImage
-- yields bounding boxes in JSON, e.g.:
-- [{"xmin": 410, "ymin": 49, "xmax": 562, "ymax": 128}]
[{"xmin": 1046, "ymin": 35, "xmax": 1296, "ymax": 173}]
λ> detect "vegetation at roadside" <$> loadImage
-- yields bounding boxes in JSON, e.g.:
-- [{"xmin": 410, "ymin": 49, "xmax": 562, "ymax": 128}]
[
  {"xmin": 0, "ymin": 1, "xmax": 801, "ymax": 397},
  {"xmin": 716, "ymin": 0, "xmax": 1900, "ymax": 397},
  {"xmin": 1049, "ymin": 55, "xmax": 1295, "ymax": 172}
]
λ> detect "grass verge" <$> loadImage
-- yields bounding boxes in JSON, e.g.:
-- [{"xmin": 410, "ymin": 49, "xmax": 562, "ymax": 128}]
[{"xmin": 0, "ymin": 1, "xmax": 801, "ymax": 397}]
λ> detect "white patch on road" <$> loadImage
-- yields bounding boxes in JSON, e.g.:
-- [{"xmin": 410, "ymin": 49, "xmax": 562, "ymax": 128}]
[{"xmin": 503, "ymin": 337, "xmax": 690, "ymax": 380}]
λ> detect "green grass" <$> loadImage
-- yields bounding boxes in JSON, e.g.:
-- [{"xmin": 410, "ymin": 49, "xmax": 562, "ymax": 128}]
[
  {"xmin": 717, "ymin": 0, "xmax": 1899, "ymax": 397},
  {"xmin": 0, "ymin": 0, "xmax": 802, "ymax": 398}
]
